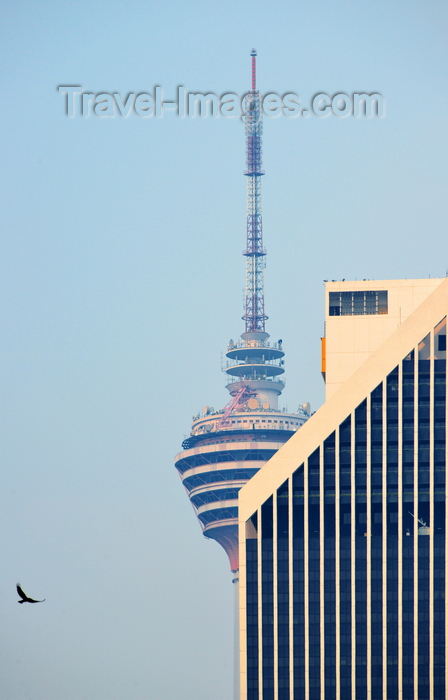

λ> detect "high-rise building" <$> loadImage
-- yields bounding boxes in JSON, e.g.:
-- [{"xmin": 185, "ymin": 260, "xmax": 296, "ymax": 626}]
[
  {"xmin": 174, "ymin": 50, "xmax": 308, "ymax": 578},
  {"xmin": 238, "ymin": 277, "xmax": 447, "ymax": 700}
]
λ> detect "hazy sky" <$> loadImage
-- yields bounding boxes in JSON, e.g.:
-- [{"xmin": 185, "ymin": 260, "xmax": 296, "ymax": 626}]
[{"xmin": 1, "ymin": 1, "xmax": 448, "ymax": 699}]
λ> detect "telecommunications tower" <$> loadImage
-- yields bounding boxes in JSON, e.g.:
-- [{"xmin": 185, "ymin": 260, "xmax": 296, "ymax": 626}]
[{"xmin": 175, "ymin": 49, "xmax": 309, "ymax": 575}]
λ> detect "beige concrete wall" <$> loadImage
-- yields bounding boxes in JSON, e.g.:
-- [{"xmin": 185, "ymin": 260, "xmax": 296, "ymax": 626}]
[
  {"xmin": 239, "ymin": 276, "xmax": 448, "ymax": 520},
  {"xmin": 324, "ymin": 278, "xmax": 443, "ymax": 400}
]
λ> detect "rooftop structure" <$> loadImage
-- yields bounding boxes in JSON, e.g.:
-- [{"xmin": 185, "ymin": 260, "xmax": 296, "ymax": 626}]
[{"xmin": 322, "ymin": 278, "xmax": 444, "ymax": 399}]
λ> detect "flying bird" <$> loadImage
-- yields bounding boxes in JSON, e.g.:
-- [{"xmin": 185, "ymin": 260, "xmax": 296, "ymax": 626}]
[{"xmin": 16, "ymin": 583, "xmax": 45, "ymax": 604}]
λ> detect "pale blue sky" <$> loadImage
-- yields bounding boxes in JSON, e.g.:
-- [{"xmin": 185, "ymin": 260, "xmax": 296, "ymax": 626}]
[{"xmin": 1, "ymin": 1, "xmax": 448, "ymax": 699}]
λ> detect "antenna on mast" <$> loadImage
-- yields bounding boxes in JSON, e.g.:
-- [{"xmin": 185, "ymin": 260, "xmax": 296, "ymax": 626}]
[{"xmin": 251, "ymin": 47, "xmax": 257, "ymax": 91}]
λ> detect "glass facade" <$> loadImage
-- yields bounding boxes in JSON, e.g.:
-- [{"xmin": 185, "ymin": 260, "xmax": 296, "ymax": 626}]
[
  {"xmin": 244, "ymin": 320, "xmax": 446, "ymax": 699},
  {"xmin": 329, "ymin": 289, "xmax": 388, "ymax": 316}
]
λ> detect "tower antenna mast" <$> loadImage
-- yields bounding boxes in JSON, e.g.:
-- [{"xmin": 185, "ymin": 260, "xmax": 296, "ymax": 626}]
[{"xmin": 243, "ymin": 48, "xmax": 267, "ymax": 334}]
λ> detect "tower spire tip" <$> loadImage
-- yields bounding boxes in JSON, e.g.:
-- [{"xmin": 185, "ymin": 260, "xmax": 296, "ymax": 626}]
[{"xmin": 250, "ymin": 49, "xmax": 257, "ymax": 93}]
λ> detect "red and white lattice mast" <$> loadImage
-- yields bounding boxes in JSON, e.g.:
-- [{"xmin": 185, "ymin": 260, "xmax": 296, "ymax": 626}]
[
  {"xmin": 243, "ymin": 48, "xmax": 267, "ymax": 335},
  {"xmin": 223, "ymin": 49, "xmax": 285, "ymax": 412}
]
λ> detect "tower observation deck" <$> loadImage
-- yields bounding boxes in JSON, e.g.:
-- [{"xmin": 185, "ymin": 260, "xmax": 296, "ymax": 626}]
[{"xmin": 175, "ymin": 50, "xmax": 309, "ymax": 575}]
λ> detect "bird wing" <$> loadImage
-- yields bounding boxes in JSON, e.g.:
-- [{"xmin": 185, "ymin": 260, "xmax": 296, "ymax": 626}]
[
  {"xmin": 16, "ymin": 583, "xmax": 45, "ymax": 602},
  {"xmin": 16, "ymin": 583, "xmax": 28, "ymax": 600}
]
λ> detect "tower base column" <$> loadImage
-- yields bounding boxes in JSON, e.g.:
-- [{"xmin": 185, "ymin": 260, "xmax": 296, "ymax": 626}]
[{"xmin": 233, "ymin": 571, "xmax": 240, "ymax": 700}]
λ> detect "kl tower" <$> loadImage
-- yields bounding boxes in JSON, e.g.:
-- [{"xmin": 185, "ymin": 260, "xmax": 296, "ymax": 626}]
[{"xmin": 174, "ymin": 50, "xmax": 309, "ymax": 699}]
